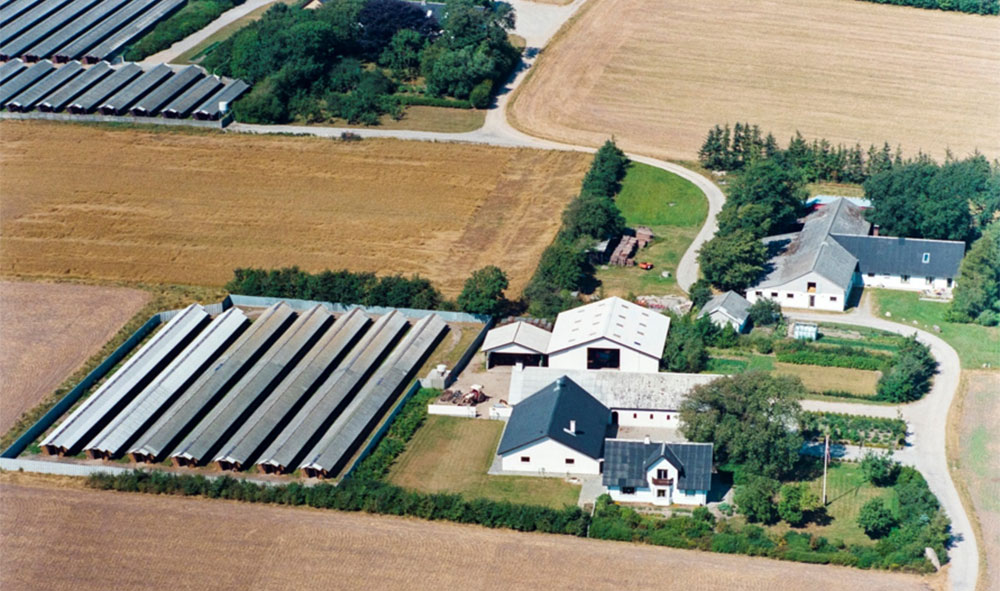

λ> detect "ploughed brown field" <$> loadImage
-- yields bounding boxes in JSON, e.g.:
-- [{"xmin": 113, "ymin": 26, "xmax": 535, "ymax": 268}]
[
  {"xmin": 0, "ymin": 281, "xmax": 148, "ymax": 432},
  {"xmin": 0, "ymin": 475, "xmax": 935, "ymax": 591},
  {"xmin": 510, "ymin": 0, "xmax": 1000, "ymax": 162},
  {"xmin": 0, "ymin": 122, "xmax": 590, "ymax": 296}
]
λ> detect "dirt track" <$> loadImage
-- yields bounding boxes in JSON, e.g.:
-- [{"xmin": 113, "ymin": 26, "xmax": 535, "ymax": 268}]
[
  {"xmin": 0, "ymin": 281, "xmax": 148, "ymax": 432},
  {"xmin": 509, "ymin": 0, "xmax": 1000, "ymax": 162},
  {"xmin": 0, "ymin": 122, "xmax": 589, "ymax": 296},
  {"xmin": 0, "ymin": 478, "xmax": 935, "ymax": 591}
]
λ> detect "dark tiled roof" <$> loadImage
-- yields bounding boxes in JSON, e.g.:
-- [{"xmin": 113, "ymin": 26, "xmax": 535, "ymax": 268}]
[
  {"xmin": 602, "ymin": 440, "xmax": 713, "ymax": 490},
  {"xmin": 497, "ymin": 376, "xmax": 610, "ymax": 459},
  {"xmin": 831, "ymin": 234, "xmax": 964, "ymax": 279}
]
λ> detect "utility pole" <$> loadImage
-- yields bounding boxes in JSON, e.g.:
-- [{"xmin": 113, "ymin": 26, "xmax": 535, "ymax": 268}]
[{"xmin": 822, "ymin": 433, "xmax": 830, "ymax": 506}]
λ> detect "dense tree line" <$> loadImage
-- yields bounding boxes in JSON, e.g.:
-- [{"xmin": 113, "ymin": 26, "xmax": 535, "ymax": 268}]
[
  {"xmin": 857, "ymin": 0, "xmax": 998, "ymax": 15},
  {"xmin": 875, "ymin": 336, "xmax": 936, "ymax": 402},
  {"xmin": 204, "ymin": 0, "xmax": 518, "ymax": 124},
  {"xmin": 523, "ymin": 140, "xmax": 630, "ymax": 317},
  {"xmin": 948, "ymin": 223, "xmax": 1000, "ymax": 325},
  {"xmin": 226, "ymin": 267, "xmax": 443, "ymax": 309},
  {"xmin": 125, "ymin": 0, "xmax": 246, "ymax": 61}
]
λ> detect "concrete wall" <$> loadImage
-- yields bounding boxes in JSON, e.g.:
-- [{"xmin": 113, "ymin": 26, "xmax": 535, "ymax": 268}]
[
  {"xmin": 499, "ymin": 438, "xmax": 600, "ymax": 475},
  {"xmin": 427, "ymin": 404, "xmax": 476, "ymax": 418},
  {"xmin": 549, "ymin": 338, "xmax": 659, "ymax": 373}
]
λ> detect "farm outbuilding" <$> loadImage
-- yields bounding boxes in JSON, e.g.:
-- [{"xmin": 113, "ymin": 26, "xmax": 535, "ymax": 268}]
[
  {"xmin": 4, "ymin": 58, "xmax": 78, "ymax": 110},
  {"xmin": 66, "ymin": 60, "xmax": 139, "ymax": 113},
  {"xmin": 130, "ymin": 65, "xmax": 201, "ymax": 116},
  {"xmin": 698, "ymin": 291, "xmax": 751, "ymax": 333},
  {"xmin": 546, "ymin": 297, "xmax": 669, "ymax": 373},
  {"xmin": 22, "ymin": 0, "xmax": 130, "ymax": 62},
  {"xmin": 480, "ymin": 320, "xmax": 551, "ymax": 368},
  {"xmin": 0, "ymin": 59, "xmax": 52, "ymax": 105},
  {"xmin": 35, "ymin": 57, "xmax": 107, "ymax": 110},
  {"xmin": 98, "ymin": 62, "xmax": 171, "ymax": 115},
  {"xmin": 193, "ymin": 79, "xmax": 249, "ymax": 120}
]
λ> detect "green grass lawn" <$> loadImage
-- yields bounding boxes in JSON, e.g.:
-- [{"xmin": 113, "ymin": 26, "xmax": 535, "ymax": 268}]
[
  {"xmin": 772, "ymin": 462, "xmax": 896, "ymax": 547},
  {"xmin": 872, "ymin": 290, "xmax": 1000, "ymax": 369},
  {"xmin": 596, "ymin": 163, "xmax": 707, "ymax": 297},
  {"xmin": 388, "ymin": 416, "xmax": 580, "ymax": 509}
]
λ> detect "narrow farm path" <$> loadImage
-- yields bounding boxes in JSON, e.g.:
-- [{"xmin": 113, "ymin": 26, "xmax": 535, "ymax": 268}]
[
  {"xmin": 787, "ymin": 302, "xmax": 976, "ymax": 591},
  {"xmin": 140, "ymin": 0, "xmax": 282, "ymax": 65}
]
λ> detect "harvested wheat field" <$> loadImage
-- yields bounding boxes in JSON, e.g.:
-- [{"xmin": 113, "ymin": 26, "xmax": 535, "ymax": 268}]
[
  {"xmin": 0, "ymin": 477, "xmax": 935, "ymax": 591},
  {"xmin": 952, "ymin": 370, "xmax": 1000, "ymax": 591},
  {"xmin": 0, "ymin": 281, "xmax": 148, "ymax": 432},
  {"xmin": 0, "ymin": 122, "xmax": 590, "ymax": 296},
  {"xmin": 511, "ymin": 0, "xmax": 1000, "ymax": 162}
]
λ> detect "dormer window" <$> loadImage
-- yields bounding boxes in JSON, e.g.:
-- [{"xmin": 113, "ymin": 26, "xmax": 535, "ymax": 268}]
[{"xmin": 922, "ymin": 252, "xmax": 930, "ymax": 263}]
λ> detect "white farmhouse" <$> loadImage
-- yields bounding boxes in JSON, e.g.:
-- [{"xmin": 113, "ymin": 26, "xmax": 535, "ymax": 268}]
[
  {"xmin": 603, "ymin": 439, "xmax": 713, "ymax": 506},
  {"xmin": 546, "ymin": 297, "xmax": 669, "ymax": 373},
  {"xmin": 698, "ymin": 291, "xmax": 751, "ymax": 332},
  {"xmin": 497, "ymin": 377, "xmax": 610, "ymax": 475},
  {"xmin": 747, "ymin": 198, "xmax": 965, "ymax": 312}
]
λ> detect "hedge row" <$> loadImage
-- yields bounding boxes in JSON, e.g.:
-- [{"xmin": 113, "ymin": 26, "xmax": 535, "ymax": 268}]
[
  {"xmin": 857, "ymin": 0, "xmax": 998, "ymax": 15},
  {"xmin": 350, "ymin": 387, "xmax": 440, "ymax": 481},
  {"xmin": 87, "ymin": 470, "xmax": 590, "ymax": 536},
  {"xmin": 801, "ymin": 412, "xmax": 906, "ymax": 448},
  {"xmin": 774, "ymin": 342, "xmax": 889, "ymax": 371},
  {"xmin": 395, "ymin": 95, "xmax": 473, "ymax": 109},
  {"xmin": 590, "ymin": 493, "xmax": 940, "ymax": 572},
  {"xmin": 125, "ymin": 0, "xmax": 246, "ymax": 61}
]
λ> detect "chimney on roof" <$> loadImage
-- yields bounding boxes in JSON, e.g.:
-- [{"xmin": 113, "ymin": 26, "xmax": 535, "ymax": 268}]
[
  {"xmin": 644, "ymin": 435, "xmax": 651, "ymax": 445},
  {"xmin": 872, "ymin": 224, "xmax": 880, "ymax": 237},
  {"xmin": 555, "ymin": 377, "xmax": 565, "ymax": 390},
  {"xmin": 568, "ymin": 419, "xmax": 576, "ymax": 434}
]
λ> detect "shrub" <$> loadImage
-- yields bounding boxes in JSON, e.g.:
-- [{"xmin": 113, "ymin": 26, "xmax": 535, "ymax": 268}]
[
  {"xmin": 754, "ymin": 336, "xmax": 774, "ymax": 354},
  {"xmin": 689, "ymin": 279, "xmax": 713, "ymax": 309},
  {"xmin": 733, "ymin": 474, "xmax": 779, "ymax": 523},
  {"xmin": 860, "ymin": 452, "xmax": 901, "ymax": 486},
  {"xmin": 976, "ymin": 309, "xmax": 999, "ymax": 326},
  {"xmin": 858, "ymin": 499, "xmax": 897, "ymax": 539},
  {"xmin": 876, "ymin": 337, "xmax": 936, "ymax": 402},
  {"xmin": 748, "ymin": 298, "xmax": 782, "ymax": 327},
  {"xmin": 469, "ymin": 79, "xmax": 493, "ymax": 109}
]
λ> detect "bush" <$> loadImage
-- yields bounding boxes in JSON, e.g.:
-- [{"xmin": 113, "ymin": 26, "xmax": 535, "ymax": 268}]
[
  {"xmin": 395, "ymin": 94, "xmax": 473, "ymax": 109},
  {"xmin": 774, "ymin": 342, "xmax": 889, "ymax": 371},
  {"xmin": 976, "ymin": 309, "xmax": 999, "ymax": 326},
  {"xmin": 733, "ymin": 474, "xmax": 779, "ymax": 523},
  {"xmin": 689, "ymin": 279, "xmax": 713, "ymax": 309},
  {"xmin": 754, "ymin": 336, "xmax": 774, "ymax": 354},
  {"xmin": 469, "ymin": 79, "xmax": 493, "ymax": 108},
  {"xmin": 860, "ymin": 452, "xmax": 901, "ymax": 486},
  {"xmin": 858, "ymin": 499, "xmax": 896, "ymax": 539},
  {"xmin": 800, "ymin": 412, "xmax": 907, "ymax": 448},
  {"xmin": 748, "ymin": 298, "xmax": 782, "ymax": 327},
  {"xmin": 876, "ymin": 337, "xmax": 936, "ymax": 402}
]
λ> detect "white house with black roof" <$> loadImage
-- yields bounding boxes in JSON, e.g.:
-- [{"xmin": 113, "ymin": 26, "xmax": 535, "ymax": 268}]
[
  {"xmin": 546, "ymin": 297, "xmax": 670, "ymax": 373},
  {"xmin": 603, "ymin": 439, "xmax": 713, "ymax": 506},
  {"xmin": 496, "ymin": 376, "xmax": 610, "ymax": 475},
  {"xmin": 747, "ymin": 198, "xmax": 965, "ymax": 311}
]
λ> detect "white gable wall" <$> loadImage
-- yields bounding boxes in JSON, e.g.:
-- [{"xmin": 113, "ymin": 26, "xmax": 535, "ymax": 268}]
[
  {"xmin": 606, "ymin": 457, "xmax": 707, "ymax": 506},
  {"xmin": 857, "ymin": 272, "xmax": 954, "ymax": 293},
  {"xmin": 707, "ymin": 309, "xmax": 746, "ymax": 332},
  {"xmin": 549, "ymin": 338, "xmax": 660, "ymax": 373},
  {"xmin": 499, "ymin": 438, "xmax": 601, "ymax": 475},
  {"xmin": 748, "ymin": 271, "xmax": 851, "ymax": 312}
]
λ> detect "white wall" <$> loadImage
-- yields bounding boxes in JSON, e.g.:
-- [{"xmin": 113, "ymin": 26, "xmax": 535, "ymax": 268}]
[
  {"xmin": 549, "ymin": 338, "xmax": 659, "ymax": 373},
  {"xmin": 707, "ymin": 310, "xmax": 746, "ymax": 332},
  {"xmin": 857, "ymin": 273, "xmax": 953, "ymax": 293},
  {"xmin": 499, "ymin": 438, "xmax": 601, "ymax": 475},
  {"xmin": 674, "ymin": 489, "xmax": 708, "ymax": 506},
  {"xmin": 613, "ymin": 408, "xmax": 679, "ymax": 428},
  {"xmin": 428, "ymin": 404, "xmax": 477, "ymax": 418},
  {"xmin": 747, "ymin": 271, "xmax": 850, "ymax": 312}
]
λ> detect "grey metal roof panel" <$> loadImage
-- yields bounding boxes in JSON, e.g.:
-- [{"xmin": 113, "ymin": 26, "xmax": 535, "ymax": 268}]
[
  {"xmin": 40, "ymin": 304, "xmax": 210, "ymax": 455},
  {"xmin": 256, "ymin": 311, "xmax": 408, "ymax": 473},
  {"xmin": 98, "ymin": 62, "xmax": 170, "ymax": 114},
  {"xmin": 299, "ymin": 314, "xmax": 448, "ymax": 476},
  {"xmin": 498, "ymin": 375, "xmax": 609, "ymax": 459},
  {"xmin": 160, "ymin": 73, "xmax": 219, "ymax": 118},
  {"xmin": 84, "ymin": 308, "xmax": 249, "ymax": 458},
  {"xmin": 131, "ymin": 64, "xmax": 200, "ymax": 116},
  {"xmin": 5, "ymin": 58, "xmax": 78, "ymax": 110},
  {"xmin": 25, "ymin": 0, "xmax": 130, "ymax": 61},
  {"xmin": 0, "ymin": 0, "xmax": 73, "ymax": 45},
  {"xmin": 35, "ymin": 57, "xmax": 106, "ymax": 110},
  {"xmin": 192, "ymin": 79, "xmax": 248, "ymax": 120},
  {"xmin": 832, "ymin": 234, "xmax": 965, "ymax": 279},
  {"xmin": 0, "ymin": 0, "xmax": 99, "ymax": 59},
  {"xmin": 66, "ymin": 61, "xmax": 139, "ymax": 112},
  {"xmin": 698, "ymin": 291, "xmax": 751, "ymax": 325},
  {"xmin": 53, "ymin": 0, "xmax": 159, "ymax": 61},
  {"xmin": 1, "ymin": 0, "xmax": 45, "ymax": 27},
  {"xmin": 83, "ymin": 0, "xmax": 185, "ymax": 63},
  {"xmin": 127, "ymin": 303, "xmax": 296, "ymax": 462},
  {"xmin": 213, "ymin": 308, "xmax": 371, "ymax": 469},
  {"xmin": 170, "ymin": 305, "xmax": 333, "ymax": 465},
  {"xmin": 602, "ymin": 440, "xmax": 713, "ymax": 491},
  {"xmin": 0, "ymin": 58, "xmax": 26, "ymax": 83},
  {"xmin": 0, "ymin": 58, "xmax": 52, "ymax": 105}
]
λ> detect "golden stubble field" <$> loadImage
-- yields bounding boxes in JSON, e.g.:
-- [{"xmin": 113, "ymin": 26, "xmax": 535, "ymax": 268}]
[
  {"xmin": 510, "ymin": 0, "xmax": 1000, "ymax": 162},
  {"xmin": 0, "ymin": 475, "xmax": 936, "ymax": 591},
  {"xmin": 0, "ymin": 122, "xmax": 590, "ymax": 296},
  {"xmin": 0, "ymin": 281, "xmax": 148, "ymax": 432}
]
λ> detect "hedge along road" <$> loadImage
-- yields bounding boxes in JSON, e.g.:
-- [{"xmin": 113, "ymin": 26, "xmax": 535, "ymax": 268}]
[
  {"xmin": 225, "ymin": 2, "xmax": 966, "ymax": 589},
  {"xmin": 789, "ymin": 300, "xmax": 977, "ymax": 591}
]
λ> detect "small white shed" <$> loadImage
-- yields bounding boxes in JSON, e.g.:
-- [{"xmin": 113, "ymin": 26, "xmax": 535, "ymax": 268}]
[{"xmin": 480, "ymin": 321, "xmax": 551, "ymax": 368}]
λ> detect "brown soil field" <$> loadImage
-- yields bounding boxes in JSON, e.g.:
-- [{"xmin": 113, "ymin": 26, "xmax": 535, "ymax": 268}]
[
  {"xmin": 510, "ymin": 0, "xmax": 1000, "ymax": 162},
  {"xmin": 0, "ymin": 122, "xmax": 590, "ymax": 296},
  {"xmin": 0, "ymin": 281, "xmax": 148, "ymax": 432},
  {"xmin": 0, "ymin": 477, "xmax": 936, "ymax": 591},
  {"xmin": 951, "ymin": 370, "xmax": 1000, "ymax": 591},
  {"xmin": 774, "ymin": 362, "xmax": 881, "ymax": 395}
]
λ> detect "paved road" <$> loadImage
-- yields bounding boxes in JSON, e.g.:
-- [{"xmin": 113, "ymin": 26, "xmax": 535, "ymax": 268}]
[
  {"xmin": 141, "ymin": 0, "xmax": 280, "ymax": 65},
  {"xmin": 787, "ymin": 301, "xmax": 976, "ymax": 591}
]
